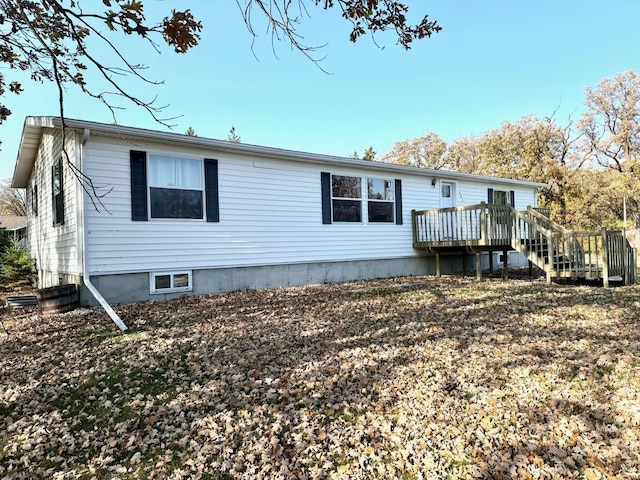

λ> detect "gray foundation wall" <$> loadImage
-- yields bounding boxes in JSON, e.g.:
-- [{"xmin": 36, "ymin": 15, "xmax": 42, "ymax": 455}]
[{"xmin": 77, "ymin": 253, "xmax": 492, "ymax": 307}]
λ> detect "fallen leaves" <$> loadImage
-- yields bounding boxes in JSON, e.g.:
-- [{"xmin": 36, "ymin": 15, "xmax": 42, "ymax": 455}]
[{"xmin": 1, "ymin": 275, "xmax": 640, "ymax": 478}]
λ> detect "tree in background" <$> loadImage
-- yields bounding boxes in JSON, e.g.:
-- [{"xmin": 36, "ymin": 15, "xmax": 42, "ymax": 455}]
[
  {"xmin": 377, "ymin": 73, "xmax": 640, "ymax": 231},
  {"xmin": 381, "ymin": 132, "xmax": 449, "ymax": 169},
  {"xmin": 227, "ymin": 126, "xmax": 242, "ymax": 143},
  {"xmin": 0, "ymin": 180, "xmax": 26, "ymax": 216},
  {"xmin": 185, "ymin": 127, "xmax": 197, "ymax": 136},
  {"xmin": 579, "ymin": 70, "xmax": 640, "ymax": 226},
  {"xmin": 351, "ymin": 146, "xmax": 377, "ymax": 160},
  {"xmin": 362, "ymin": 146, "xmax": 377, "ymax": 161}
]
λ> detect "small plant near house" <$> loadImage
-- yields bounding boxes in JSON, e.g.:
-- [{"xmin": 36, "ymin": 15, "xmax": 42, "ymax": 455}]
[{"xmin": 0, "ymin": 239, "xmax": 36, "ymax": 291}]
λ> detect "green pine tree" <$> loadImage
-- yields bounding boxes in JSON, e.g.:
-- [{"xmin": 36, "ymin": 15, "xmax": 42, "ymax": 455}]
[{"xmin": 0, "ymin": 243, "xmax": 36, "ymax": 291}]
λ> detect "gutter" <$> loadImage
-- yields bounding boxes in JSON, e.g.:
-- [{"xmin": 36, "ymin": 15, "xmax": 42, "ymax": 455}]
[{"xmin": 78, "ymin": 127, "xmax": 128, "ymax": 331}]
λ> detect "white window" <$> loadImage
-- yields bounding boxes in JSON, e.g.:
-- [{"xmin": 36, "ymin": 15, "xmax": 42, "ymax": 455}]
[
  {"xmin": 493, "ymin": 190, "xmax": 509, "ymax": 205},
  {"xmin": 150, "ymin": 271, "xmax": 193, "ymax": 294},
  {"xmin": 367, "ymin": 178, "xmax": 395, "ymax": 222},
  {"xmin": 148, "ymin": 155, "xmax": 204, "ymax": 219},
  {"xmin": 331, "ymin": 175, "xmax": 362, "ymax": 222}
]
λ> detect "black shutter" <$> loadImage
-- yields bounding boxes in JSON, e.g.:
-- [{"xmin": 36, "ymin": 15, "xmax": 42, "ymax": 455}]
[
  {"xmin": 509, "ymin": 190, "xmax": 515, "ymax": 208},
  {"xmin": 204, "ymin": 158, "xmax": 220, "ymax": 222},
  {"xmin": 52, "ymin": 158, "xmax": 64, "ymax": 225},
  {"xmin": 321, "ymin": 172, "xmax": 332, "ymax": 224},
  {"xmin": 395, "ymin": 179, "xmax": 403, "ymax": 225},
  {"xmin": 130, "ymin": 150, "xmax": 148, "ymax": 221},
  {"xmin": 51, "ymin": 166, "xmax": 55, "ymax": 225},
  {"xmin": 487, "ymin": 188, "xmax": 494, "ymax": 204},
  {"xmin": 57, "ymin": 158, "xmax": 65, "ymax": 225}
]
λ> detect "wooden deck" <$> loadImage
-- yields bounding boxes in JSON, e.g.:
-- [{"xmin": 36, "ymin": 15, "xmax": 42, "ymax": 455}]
[{"xmin": 412, "ymin": 203, "xmax": 638, "ymax": 286}]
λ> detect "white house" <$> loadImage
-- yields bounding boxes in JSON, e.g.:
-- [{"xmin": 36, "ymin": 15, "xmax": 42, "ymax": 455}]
[{"xmin": 11, "ymin": 116, "xmax": 544, "ymax": 310}]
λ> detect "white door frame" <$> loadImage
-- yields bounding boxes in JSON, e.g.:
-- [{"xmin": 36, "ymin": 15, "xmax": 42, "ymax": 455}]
[{"xmin": 440, "ymin": 181, "xmax": 456, "ymax": 208}]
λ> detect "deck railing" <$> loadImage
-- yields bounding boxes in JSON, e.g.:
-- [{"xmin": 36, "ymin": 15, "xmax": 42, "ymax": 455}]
[{"xmin": 412, "ymin": 203, "xmax": 638, "ymax": 284}]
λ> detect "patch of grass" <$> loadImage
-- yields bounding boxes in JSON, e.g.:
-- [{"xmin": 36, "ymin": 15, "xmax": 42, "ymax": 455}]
[
  {"xmin": 594, "ymin": 364, "xmax": 614, "ymax": 377},
  {"xmin": 450, "ymin": 459, "xmax": 475, "ymax": 468},
  {"xmin": 82, "ymin": 328, "xmax": 118, "ymax": 346},
  {"xmin": 51, "ymin": 360, "xmax": 144, "ymax": 431},
  {"xmin": 399, "ymin": 473, "xmax": 419, "ymax": 480},
  {"xmin": 325, "ymin": 407, "xmax": 364, "ymax": 425},
  {"xmin": 397, "ymin": 355, "xmax": 411, "ymax": 366},
  {"xmin": 0, "ymin": 402, "xmax": 15, "ymax": 417}
]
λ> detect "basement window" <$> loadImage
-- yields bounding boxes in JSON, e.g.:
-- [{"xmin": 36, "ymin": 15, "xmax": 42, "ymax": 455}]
[{"xmin": 150, "ymin": 271, "xmax": 193, "ymax": 294}]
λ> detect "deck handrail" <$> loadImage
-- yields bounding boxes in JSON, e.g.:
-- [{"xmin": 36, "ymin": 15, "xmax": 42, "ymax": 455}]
[{"xmin": 412, "ymin": 203, "xmax": 638, "ymax": 284}]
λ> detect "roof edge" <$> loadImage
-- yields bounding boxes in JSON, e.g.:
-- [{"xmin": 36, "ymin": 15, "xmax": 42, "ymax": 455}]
[{"xmin": 12, "ymin": 116, "xmax": 547, "ymax": 189}]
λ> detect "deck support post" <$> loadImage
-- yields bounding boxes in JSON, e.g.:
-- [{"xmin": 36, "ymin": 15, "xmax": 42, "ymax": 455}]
[
  {"xmin": 489, "ymin": 252, "xmax": 494, "ymax": 273},
  {"xmin": 502, "ymin": 248, "xmax": 509, "ymax": 280},
  {"xmin": 476, "ymin": 253, "xmax": 482, "ymax": 281},
  {"xmin": 462, "ymin": 250, "xmax": 468, "ymax": 277},
  {"xmin": 602, "ymin": 228, "xmax": 610, "ymax": 288},
  {"xmin": 528, "ymin": 260, "xmax": 533, "ymax": 278},
  {"xmin": 435, "ymin": 251, "xmax": 441, "ymax": 277}
]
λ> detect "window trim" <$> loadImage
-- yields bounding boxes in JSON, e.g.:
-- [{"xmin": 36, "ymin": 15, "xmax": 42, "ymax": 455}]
[
  {"xmin": 147, "ymin": 154, "xmax": 206, "ymax": 221},
  {"xmin": 366, "ymin": 177, "xmax": 395, "ymax": 223},
  {"xmin": 331, "ymin": 174, "xmax": 363, "ymax": 223},
  {"xmin": 150, "ymin": 270, "xmax": 193, "ymax": 294},
  {"xmin": 488, "ymin": 188, "xmax": 515, "ymax": 207},
  {"xmin": 321, "ymin": 172, "xmax": 403, "ymax": 225},
  {"xmin": 131, "ymin": 150, "xmax": 220, "ymax": 223}
]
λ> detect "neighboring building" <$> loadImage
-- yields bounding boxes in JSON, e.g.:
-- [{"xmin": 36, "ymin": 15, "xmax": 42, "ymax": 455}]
[
  {"xmin": 11, "ymin": 116, "xmax": 544, "ymax": 306},
  {"xmin": 0, "ymin": 215, "xmax": 27, "ymax": 246}
]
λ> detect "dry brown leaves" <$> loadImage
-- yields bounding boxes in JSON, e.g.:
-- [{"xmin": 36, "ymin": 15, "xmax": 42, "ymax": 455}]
[{"xmin": 1, "ymin": 275, "xmax": 639, "ymax": 479}]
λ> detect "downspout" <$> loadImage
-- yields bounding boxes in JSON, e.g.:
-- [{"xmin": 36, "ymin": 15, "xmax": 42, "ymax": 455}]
[{"xmin": 79, "ymin": 128, "xmax": 128, "ymax": 331}]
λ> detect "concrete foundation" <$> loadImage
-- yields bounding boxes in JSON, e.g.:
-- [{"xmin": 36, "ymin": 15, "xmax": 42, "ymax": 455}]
[{"xmin": 65, "ymin": 252, "xmax": 495, "ymax": 306}]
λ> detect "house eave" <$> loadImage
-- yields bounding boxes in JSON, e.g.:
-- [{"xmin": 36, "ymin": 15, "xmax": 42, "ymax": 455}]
[
  {"xmin": 11, "ymin": 116, "xmax": 56, "ymax": 188},
  {"xmin": 12, "ymin": 116, "xmax": 547, "ymax": 190}
]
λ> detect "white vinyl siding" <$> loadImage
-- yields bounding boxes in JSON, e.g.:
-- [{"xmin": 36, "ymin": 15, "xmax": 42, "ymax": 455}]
[
  {"xmin": 26, "ymin": 128, "xmax": 80, "ymax": 285},
  {"xmin": 82, "ymin": 136, "xmax": 539, "ymax": 276}
]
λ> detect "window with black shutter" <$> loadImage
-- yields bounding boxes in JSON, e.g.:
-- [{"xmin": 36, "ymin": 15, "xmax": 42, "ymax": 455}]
[
  {"xmin": 321, "ymin": 172, "xmax": 402, "ymax": 224},
  {"xmin": 130, "ymin": 151, "xmax": 219, "ymax": 222}
]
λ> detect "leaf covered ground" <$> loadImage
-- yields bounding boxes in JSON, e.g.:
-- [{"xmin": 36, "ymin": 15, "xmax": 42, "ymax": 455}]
[{"xmin": 1, "ymin": 275, "xmax": 639, "ymax": 479}]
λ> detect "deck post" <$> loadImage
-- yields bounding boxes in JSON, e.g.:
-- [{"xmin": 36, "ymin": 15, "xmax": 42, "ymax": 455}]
[
  {"xmin": 462, "ymin": 250, "xmax": 468, "ymax": 277},
  {"xmin": 489, "ymin": 251, "xmax": 494, "ymax": 272},
  {"xmin": 411, "ymin": 210, "xmax": 417, "ymax": 246},
  {"xmin": 528, "ymin": 260, "xmax": 533, "ymax": 278},
  {"xmin": 476, "ymin": 252, "xmax": 482, "ymax": 281},
  {"xmin": 480, "ymin": 202, "xmax": 487, "ymax": 245},
  {"xmin": 502, "ymin": 248, "xmax": 509, "ymax": 279},
  {"xmin": 622, "ymin": 229, "xmax": 629, "ymax": 286},
  {"xmin": 602, "ymin": 228, "xmax": 609, "ymax": 288},
  {"xmin": 435, "ymin": 251, "xmax": 441, "ymax": 277}
]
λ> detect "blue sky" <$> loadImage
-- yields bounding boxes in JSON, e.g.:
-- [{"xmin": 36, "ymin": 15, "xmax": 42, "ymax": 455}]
[{"xmin": 2, "ymin": 1, "xmax": 640, "ymax": 181}]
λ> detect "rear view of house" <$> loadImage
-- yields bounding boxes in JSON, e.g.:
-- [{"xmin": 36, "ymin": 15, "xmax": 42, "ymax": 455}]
[{"xmin": 11, "ymin": 117, "xmax": 545, "ymax": 307}]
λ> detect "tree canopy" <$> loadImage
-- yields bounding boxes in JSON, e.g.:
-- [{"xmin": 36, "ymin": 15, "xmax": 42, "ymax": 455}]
[
  {"xmin": 0, "ymin": 1, "xmax": 439, "ymax": 133},
  {"xmin": 381, "ymin": 70, "xmax": 640, "ymax": 229},
  {"xmin": 0, "ymin": 0, "xmax": 202, "ymax": 128}
]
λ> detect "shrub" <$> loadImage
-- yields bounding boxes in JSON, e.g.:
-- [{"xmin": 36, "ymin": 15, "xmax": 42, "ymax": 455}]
[
  {"xmin": 0, "ymin": 243, "xmax": 36, "ymax": 291},
  {"xmin": 0, "ymin": 228, "xmax": 10, "ymax": 256}
]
